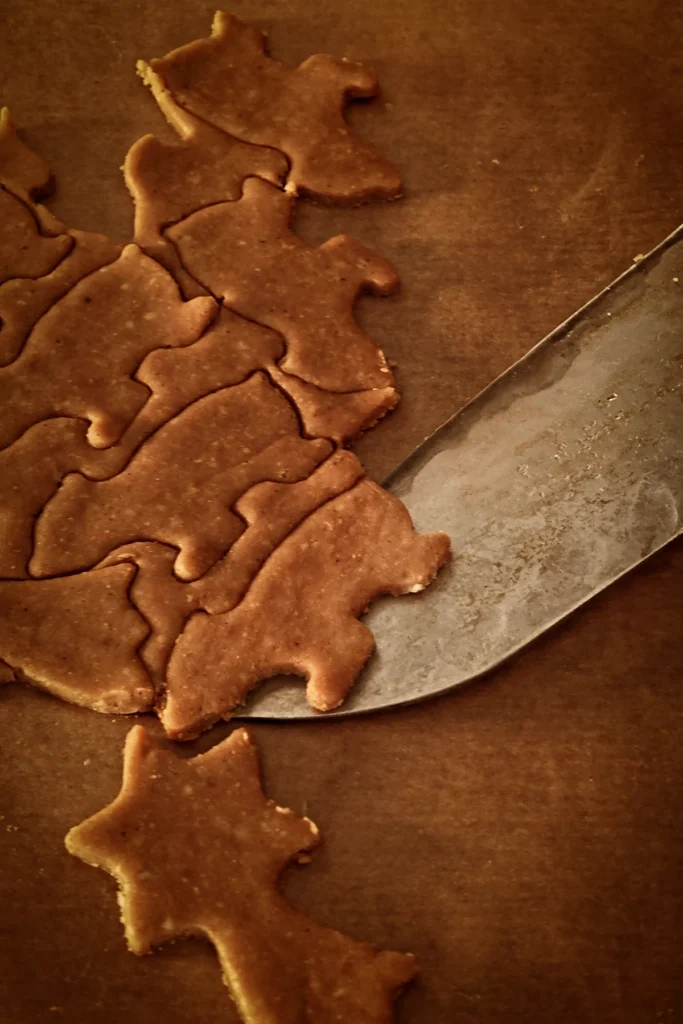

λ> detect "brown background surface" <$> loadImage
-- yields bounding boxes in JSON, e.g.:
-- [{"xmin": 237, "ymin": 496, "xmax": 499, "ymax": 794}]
[{"xmin": 1, "ymin": 0, "xmax": 682, "ymax": 1021}]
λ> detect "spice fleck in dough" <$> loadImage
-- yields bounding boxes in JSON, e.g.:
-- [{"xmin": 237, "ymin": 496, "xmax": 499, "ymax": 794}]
[
  {"xmin": 0, "ymin": 565, "xmax": 153, "ymax": 712},
  {"xmin": 142, "ymin": 12, "xmax": 402, "ymax": 204},
  {"xmin": 31, "ymin": 373, "xmax": 332, "ymax": 582},
  {"xmin": 166, "ymin": 176, "xmax": 399, "ymax": 392},
  {"xmin": 162, "ymin": 480, "xmax": 450, "ymax": 739},
  {"xmin": 66, "ymin": 726, "xmax": 417, "ymax": 1023}
]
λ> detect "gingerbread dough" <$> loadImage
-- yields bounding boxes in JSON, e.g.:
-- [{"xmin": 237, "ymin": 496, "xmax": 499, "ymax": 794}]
[
  {"xmin": 193, "ymin": 449, "xmax": 366, "ymax": 613},
  {"xmin": 31, "ymin": 373, "xmax": 331, "ymax": 581},
  {"xmin": 0, "ymin": 107, "xmax": 52, "ymax": 198},
  {"xmin": 166, "ymin": 176, "xmax": 399, "ymax": 393},
  {"xmin": 96, "ymin": 542, "xmax": 194, "ymax": 687},
  {"xmin": 66, "ymin": 726, "xmax": 416, "ymax": 1023},
  {"xmin": 125, "ymin": 67, "xmax": 286, "ymax": 294},
  {"xmin": 0, "ymin": 418, "xmax": 110, "ymax": 579},
  {"xmin": 0, "ymin": 183, "xmax": 71, "ymax": 284},
  {"xmin": 129, "ymin": 306, "xmax": 283, "ymax": 443},
  {"xmin": 162, "ymin": 480, "xmax": 450, "ymax": 738},
  {"xmin": 0, "ymin": 229, "xmax": 122, "ymax": 366},
  {"xmin": 0, "ymin": 565, "xmax": 153, "ymax": 713},
  {"xmin": 90, "ymin": 452, "xmax": 365, "ymax": 685},
  {"xmin": 270, "ymin": 365, "xmax": 399, "ymax": 444},
  {"xmin": 134, "ymin": 304, "xmax": 394, "ymax": 446},
  {"xmin": 142, "ymin": 12, "xmax": 402, "ymax": 204},
  {"xmin": 0, "ymin": 302, "xmax": 289, "ymax": 579},
  {"xmin": 0, "ymin": 243, "xmax": 216, "ymax": 450}
]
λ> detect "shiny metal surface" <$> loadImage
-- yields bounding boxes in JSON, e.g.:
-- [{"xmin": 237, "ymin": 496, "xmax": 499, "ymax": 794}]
[{"xmin": 240, "ymin": 226, "xmax": 683, "ymax": 719}]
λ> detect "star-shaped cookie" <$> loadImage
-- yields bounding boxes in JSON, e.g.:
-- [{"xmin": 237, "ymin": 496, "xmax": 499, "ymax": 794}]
[{"xmin": 66, "ymin": 726, "xmax": 417, "ymax": 1023}]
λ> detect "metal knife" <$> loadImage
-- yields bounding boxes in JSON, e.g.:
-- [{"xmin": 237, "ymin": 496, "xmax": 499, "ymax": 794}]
[{"xmin": 240, "ymin": 225, "xmax": 683, "ymax": 720}]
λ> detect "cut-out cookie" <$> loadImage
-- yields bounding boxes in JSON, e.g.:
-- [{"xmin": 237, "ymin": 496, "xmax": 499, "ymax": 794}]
[
  {"xmin": 0, "ymin": 309, "xmax": 283, "ymax": 583},
  {"xmin": 125, "ymin": 68, "xmax": 287, "ymax": 296},
  {"xmin": 0, "ymin": 107, "xmax": 52, "ymax": 199},
  {"xmin": 128, "ymin": 306, "xmax": 283, "ymax": 447},
  {"xmin": 0, "ymin": 243, "xmax": 216, "ymax": 450},
  {"xmin": 134, "ymin": 306, "xmax": 390, "ymax": 446},
  {"xmin": 0, "ymin": 565, "xmax": 153, "ymax": 713},
  {"xmin": 96, "ymin": 542, "xmax": 193, "ymax": 687},
  {"xmin": 0, "ymin": 228, "xmax": 122, "ymax": 366},
  {"xmin": 0, "ymin": 184, "xmax": 71, "ymax": 284},
  {"xmin": 166, "ymin": 177, "xmax": 399, "ymax": 392},
  {"xmin": 270, "ymin": 366, "xmax": 399, "ymax": 444},
  {"xmin": 0, "ymin": 306, "xmax": 284, "ymax": 576},
  {"xmin": 32, "ymin": 373, "xmax": 332, "ymax": 582},
  {"xmin": 66, "ymin": 726, "xmax": 417, "ymax": 1021},
  {"xmin": 0, "ymin": 417, "xmax": 111, "ymax": 579},
  {"xmin": 194, "ymin": 448, "xmax": 365, "ymax": 614},
  {"xmin": 142, "ymin": 12, "xmax": 402, "ymax": 204},
  {"xmin": 162, "ymin": 480, "xmax": 450, "ymax": 738},
  {"xmin": 92, "ymin": 452, "xmax": 364, "ymax": 684}
]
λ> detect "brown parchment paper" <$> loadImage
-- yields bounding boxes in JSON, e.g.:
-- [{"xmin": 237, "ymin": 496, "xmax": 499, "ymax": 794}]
[{"xmin": 1, "ymin": 1, "xmax": 682, "ymax": 1021}]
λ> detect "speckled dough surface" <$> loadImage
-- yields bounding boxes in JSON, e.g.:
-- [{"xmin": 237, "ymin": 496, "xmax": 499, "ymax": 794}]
[
  {"xmin": 162, "ymin": 480, "xmax": 450, "ymax": 738},
  {"xmin": 0, "ymin": 184, "xmax": 71, "ymax": 283},
  {"xmin": 143, "ymin": 11, "xmax": 402, "ymax": 203},
  {"xmin": 125, "ymin": 69, "xmax": 286, "ymax": 293},
  {"xmin": 94, "ymin": 452, "xmax": 366, "ymax": 685},
  {"xmin": 0, "ymin": 565, "xmax": 153, "ymax": 712},
  {"xmin": 166, "ymin": 176, "xmax": 399, "ymax": 392},
  {"xmin": 0, "ymin": 229, "xmax": 122, "ymax": 367},
  {"xmin": 0, "ymin": 243, "xmax": 215, "ymax": 450},
  {"xmin": 31, "ymin": 373, "xmax": 332, "ymax": 581}
]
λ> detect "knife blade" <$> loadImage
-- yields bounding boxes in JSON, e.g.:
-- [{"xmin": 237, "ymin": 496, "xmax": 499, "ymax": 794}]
[{"xmin": 239, "ymin": 224, "xmax": 683, "ymax": 720}]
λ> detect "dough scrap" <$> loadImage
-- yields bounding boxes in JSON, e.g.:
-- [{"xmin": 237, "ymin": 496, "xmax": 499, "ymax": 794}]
[
  {"xmin": 0, "ymin": 107, "xmax": 52, "ymax": 199},
  {"xmin": 0, "ymin": 565, "xmax": 153, "ymax": 713},
  {"xmin": 166, "ymin": 177, "xmax": 399, "ymax": 393},
  {"xmin": 125, "ymin": 67, "xmax": 287, "ymax": 294},
  {"xmin": 31, "ymin": 373, "xmax": 332, "ymax": 582},
  {"xmin": 66, "ymin": 726, "xmax": 417, "ymax": 1022},
  {"xmin": 0, "ymin": 228, "xmax": 122, "ymax": 366},
  {"xmin": 270, "ymin": 365, "xmax": 399, "ymax": 444},
  {"xmin": 162, "ymin": 480, "xmax": 451, "ymax": 738},
  {"xmin": 142, "ymin": 12, "xmax": 401, "ymax": 204},
  {"xmin": 0, "ymin": 243, "xmax": 216, "ymax": 451},
  {"xmin": 0, "ymin": 183, "xmax": 72, "ymax": 284}
]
